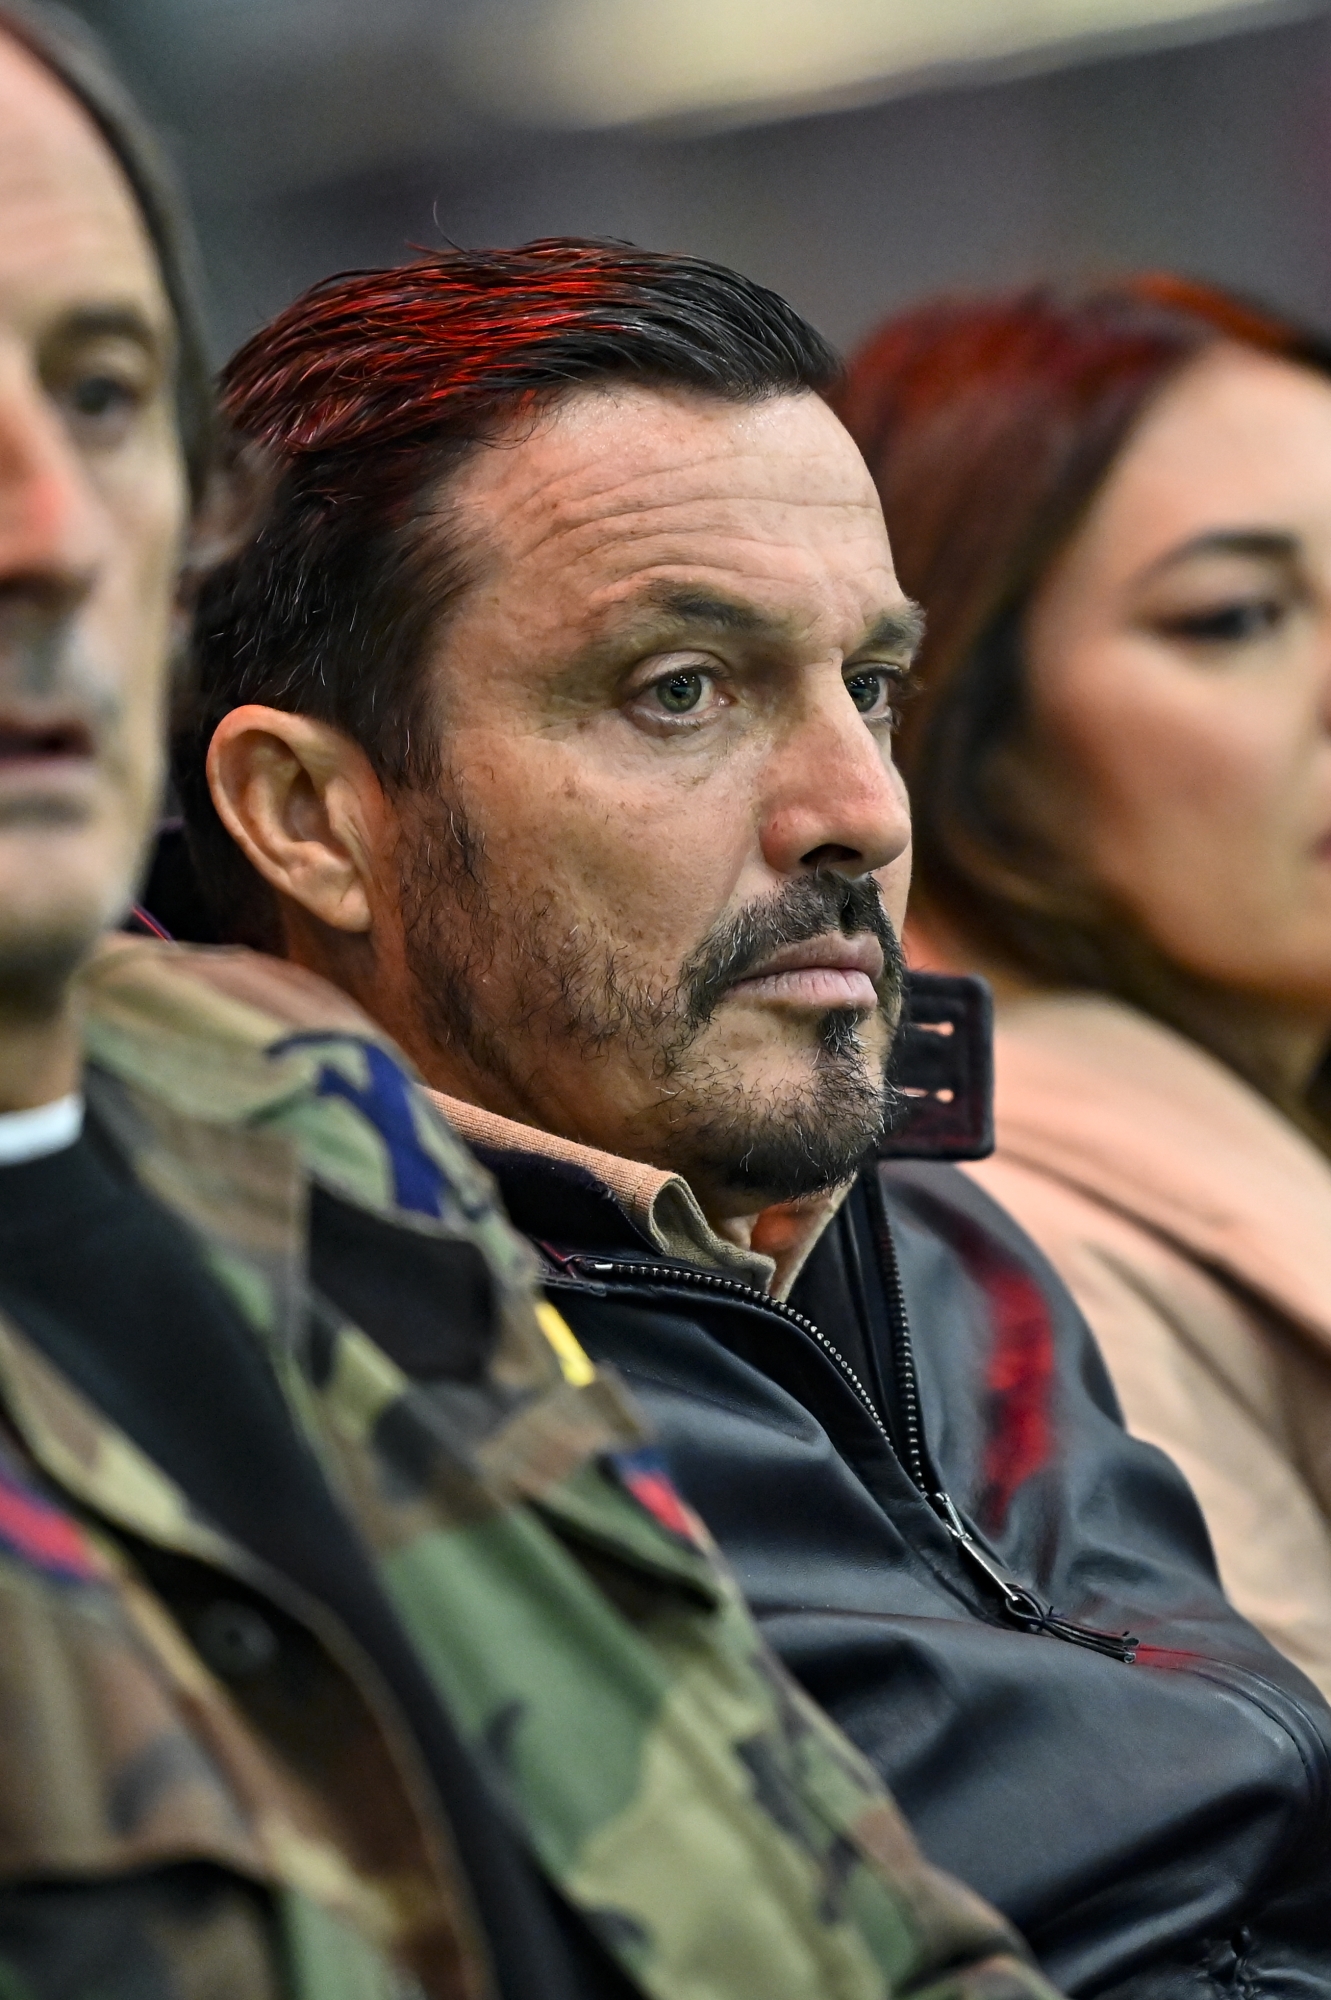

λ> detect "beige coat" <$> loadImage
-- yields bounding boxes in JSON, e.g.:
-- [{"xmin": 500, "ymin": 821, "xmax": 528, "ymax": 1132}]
[{"xmin": 966, "ymin": 992, "xmax": 1331, "ymax": 1700}]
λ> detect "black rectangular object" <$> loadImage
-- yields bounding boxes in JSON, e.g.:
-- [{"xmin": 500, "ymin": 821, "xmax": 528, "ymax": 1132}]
[{"xmin": 879, "ymin": 971, "xmax": 994, "ymax": 1162}]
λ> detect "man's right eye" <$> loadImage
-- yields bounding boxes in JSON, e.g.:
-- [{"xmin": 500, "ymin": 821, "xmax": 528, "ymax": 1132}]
[
  {"xmin": 626, "ymin": 657, "xmax": 730, "ymax": 732},
  {"xmin": 46, "ymin": 342, "xmax": 156, "ymax": 446},
  {"xmin": 653, "ymin": 670, "xmax": 708, "ymax": 714},
  {"xmin": 59, "ymin": 369, "xmax": 145, "ymax": 441},
  {"xmin": 69, "ymin": 373, "xmax": 136, "ymax": 418}
]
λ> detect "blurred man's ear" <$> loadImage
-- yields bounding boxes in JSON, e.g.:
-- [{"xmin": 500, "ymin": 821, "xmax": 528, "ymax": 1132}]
[{"xmin": 206, "ymin": 707, "xmax": 383, "ymax": 936}]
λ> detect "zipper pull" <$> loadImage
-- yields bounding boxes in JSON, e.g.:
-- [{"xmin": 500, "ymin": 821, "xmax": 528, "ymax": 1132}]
[
  {"xmin": 933, "ymin": 1491, "xmax": 1045, "ymax": 1623},
  {"xmin": 932, "ymin": 1491, "xmax": 1138, "ymax": 1664},
  {"xmin": 536, "ymin": 1243, "xmax": 613, "ymax": 1280}
]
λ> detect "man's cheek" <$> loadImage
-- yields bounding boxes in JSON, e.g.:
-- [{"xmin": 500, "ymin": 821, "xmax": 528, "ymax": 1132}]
[
  {"xmin": 120, "ymin": 639, "xmax": 168, "ymax": 773},
  {"xmin": 877, "ymin": 847, "xmax": 912, "ymax": 934},
  {"xmin": 555, "ymin": 819, "xmax": 707, "ymax": 934}
]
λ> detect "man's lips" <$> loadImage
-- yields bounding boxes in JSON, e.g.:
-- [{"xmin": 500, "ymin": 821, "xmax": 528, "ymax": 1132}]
[
  {"xmin": 726, "ymin": 931, "xmax": 885, "ymax": 1010},
  {"xmin": 0, "ymin": 714, "xmax": 96, "ymax": 775}
]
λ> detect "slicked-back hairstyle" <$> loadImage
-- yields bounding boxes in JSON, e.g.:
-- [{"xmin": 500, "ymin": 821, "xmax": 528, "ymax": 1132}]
[
  {"xmin": 178, "ymin": 239, "xmax": 841, "ymax": 946},
  {"xmin": 836, "ymin": 276, "xmax": 1331, "ymax": 1103},
  {"xmin": 0, "ymin": 0, "xmax": 218, "ymax": 504}
]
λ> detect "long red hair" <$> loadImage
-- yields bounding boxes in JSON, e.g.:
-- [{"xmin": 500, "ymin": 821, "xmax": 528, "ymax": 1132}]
[{"xmin": 837, "ymin": 277, "xmax": 1331, "ymax": 999}]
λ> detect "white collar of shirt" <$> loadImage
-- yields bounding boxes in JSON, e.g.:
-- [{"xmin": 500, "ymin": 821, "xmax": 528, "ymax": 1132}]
[{"xmin": 0, "ymin": 1094, "xmax": 84, "ymax": 1166}]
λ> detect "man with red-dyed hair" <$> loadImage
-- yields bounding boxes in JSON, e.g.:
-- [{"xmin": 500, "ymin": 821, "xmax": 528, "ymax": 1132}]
[{"xmin": 180, "ymin": 241, "xmax": 1331, "ymax": 1997}]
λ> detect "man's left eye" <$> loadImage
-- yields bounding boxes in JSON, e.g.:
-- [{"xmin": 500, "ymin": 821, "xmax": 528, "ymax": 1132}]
[{"xmin": 845, "ymin": 669, "xmax": 897, "ymax": 720}]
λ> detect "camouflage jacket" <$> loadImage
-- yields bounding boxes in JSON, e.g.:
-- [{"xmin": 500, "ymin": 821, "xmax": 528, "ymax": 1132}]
[{"xmin": 0, "ymin": 935, "xmax": 1057, "ymax": 2000}]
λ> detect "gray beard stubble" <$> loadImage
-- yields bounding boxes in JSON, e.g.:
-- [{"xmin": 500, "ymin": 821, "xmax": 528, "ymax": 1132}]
[{"xmin": 395, "ymin": 784, "xmax": 906, "ymax": 1202}]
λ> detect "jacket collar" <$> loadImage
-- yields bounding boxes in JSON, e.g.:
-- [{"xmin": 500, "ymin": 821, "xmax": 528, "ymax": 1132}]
[
  {"xmin": 990, "ymin": 991, "xmax": 1331, "ymax": 1351},
  {"xmin": 428, "ymin": 1092, "xmax": 848, "ymax": 1299}
]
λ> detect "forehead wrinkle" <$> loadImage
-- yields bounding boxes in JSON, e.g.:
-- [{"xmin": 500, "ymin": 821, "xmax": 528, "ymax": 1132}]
[
  {"xmin": 459, "ymin": 417, "xmax": 885, "ymax": 568},
  {"xmin": 587, "ymin": 543, "xmax": 892, "ymax": 609},
  {"xmin": 441, "ymin": 392, "xmax": 897, "ymax": 660},
  {"xmin": 419, "ymin": 493, "xmax": 878, "ymax": 654},
  {"xmin": 502, "ymin": 383, "xmax": 851, "ymax": 493},
  {"xmin": 500, "ymin": 502, "xmax": 894, "ymax": 595}
]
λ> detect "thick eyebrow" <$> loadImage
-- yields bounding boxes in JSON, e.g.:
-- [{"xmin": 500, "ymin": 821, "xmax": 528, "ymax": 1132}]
[
  {"xmin": 629, "ymin": 583, "xmax": 925, "ymax": 659},
  {"xmin": 637, "ymin": 585, "xmax": 771, "ymax": 636},
  {"xmin": 1138, "ymin": 528, "xmax": 1301, "ymax": 583},
  {"xmin": 857, "ymin": 604, "xmax": 926, "ymax": 658},
  {"xmin": 43, "ymin": 303, "xmax": 171, "ymax": 361}
]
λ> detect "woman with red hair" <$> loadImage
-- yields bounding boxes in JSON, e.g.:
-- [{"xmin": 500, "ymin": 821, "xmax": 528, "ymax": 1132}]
[{"xmin": 840, "ymin": 277, "xmax": 1331, "ymax": 1696}]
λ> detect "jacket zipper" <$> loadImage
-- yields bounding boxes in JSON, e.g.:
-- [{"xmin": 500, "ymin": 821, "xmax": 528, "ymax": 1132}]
[
  {"xmin": 559, "ymin": 1250, "xmax": 892, "ymax": 1432},
  {"xmin": 862, "ymin": 1179, "xmax": 1136, "ymax": 1660},
  {"xmin": 560, "ymin": 1234, "xmax": 1137, "ymax": 1666}
]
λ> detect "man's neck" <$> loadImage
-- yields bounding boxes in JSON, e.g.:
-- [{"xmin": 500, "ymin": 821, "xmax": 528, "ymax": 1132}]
[{"xmin": 0, "ymin": 993, "xmax": 81, "ymax": 1114}]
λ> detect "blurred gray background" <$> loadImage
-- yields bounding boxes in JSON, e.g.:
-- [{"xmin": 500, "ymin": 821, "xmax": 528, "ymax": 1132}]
[{"xmin": 64, "ymin": 0, "xmax": 1331, "ymax": 363}]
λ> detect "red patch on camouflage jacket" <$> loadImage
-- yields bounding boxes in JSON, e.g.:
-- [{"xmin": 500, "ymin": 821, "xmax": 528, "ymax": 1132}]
[
  {"xmin": 612, "ymin": 1449, "xmax": 701, "ymax": 1544},
  {"xmin": 0, "ymin": 1464, "xmax": 105, "ymax": 1583}
]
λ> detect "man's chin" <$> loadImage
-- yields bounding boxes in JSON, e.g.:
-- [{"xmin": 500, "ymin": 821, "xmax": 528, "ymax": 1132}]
[
  {"xmin": 711, "ymin": 1122, "xmax": 884, "ymax": 1204},
  {"xmin": 665, "ymin": 1052, "xmax": 892, "ymax": 1208},
  {"xmin": 0, "ymin": 859, "xmax": 134, "ymax": 1013}
]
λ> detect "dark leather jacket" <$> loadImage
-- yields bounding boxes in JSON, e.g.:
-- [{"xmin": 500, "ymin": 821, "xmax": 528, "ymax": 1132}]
[{"xmin": 475, "ymin": 1142, "xmax": 1331, "ymax": 2000}]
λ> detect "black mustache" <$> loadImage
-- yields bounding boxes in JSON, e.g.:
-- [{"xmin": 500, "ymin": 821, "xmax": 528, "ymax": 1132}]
[{"xmin": 681, "ymin": 875, "xmax": 904, "ymax": 1030}]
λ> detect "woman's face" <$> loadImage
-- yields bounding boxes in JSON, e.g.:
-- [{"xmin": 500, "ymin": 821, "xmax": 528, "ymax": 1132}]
[{"xmin": 1024, "ymin": 342, "xmax": 1331, "ymax": 1012}]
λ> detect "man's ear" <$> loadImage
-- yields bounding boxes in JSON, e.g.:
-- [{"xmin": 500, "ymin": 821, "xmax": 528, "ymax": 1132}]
[{"xmin": 206, "ymin": 706, "xmax": 384, "ymax": 935}]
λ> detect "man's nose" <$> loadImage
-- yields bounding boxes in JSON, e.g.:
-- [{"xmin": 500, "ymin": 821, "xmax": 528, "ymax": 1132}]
[
  {"xmin": 0, "ymin": 360, "xmax": 104, "ymax": 604},
  {"xmin": 758, "ymin": 672, "xmax": 912, "ymax": 879}
]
